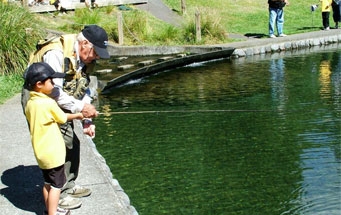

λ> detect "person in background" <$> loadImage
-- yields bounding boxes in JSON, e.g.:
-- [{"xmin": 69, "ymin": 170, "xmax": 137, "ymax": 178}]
[
  {"xmin": 21, "ymin": 25, "xmax": 110, "ymax": 211},
  {"xmin": 268, "ymin": 0, "xmax": 290, "ymax": 38},
  {"xmin": 24, "ymin": 62, "xmax": 84, "ymax": 215},
  {"xmin": 85, "ymin": 0, "xmax": 98, "ymax": 10},
  {"xmin": 28, "ymin": 0, "xmax": 48, "ymax": 6},
  {"xmin": 49, "ymin": 0, "xmax": 67, "ymax": 15},
  {"xmin": 320, "ymin": 0, "xmax": 333, "ymax": 30},
  {"xmin": 332, "ymin": 0, "xmax": 341, "ymax": 28}
]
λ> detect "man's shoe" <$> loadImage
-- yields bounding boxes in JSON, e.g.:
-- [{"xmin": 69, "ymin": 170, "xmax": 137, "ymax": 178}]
[
  {"xmin": 58, "ymin": 195, "xmax": 82, "ymax": 210},
  {"xmin": 279, "ymin": 34, "xmax": 287, "ymax": 37},
  {"xmin": 66, "ymin": 185, "xmax": 92, "ymax": 198},
  {"xmin": 269, "ymin": 34, "xmax": 276, "ymax": 38},
  {"xmin": 56, "ymin": 207, "xmax": 71, "ymax": 215}
]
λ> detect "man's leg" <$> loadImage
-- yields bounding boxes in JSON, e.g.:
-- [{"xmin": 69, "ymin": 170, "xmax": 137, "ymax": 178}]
[
  {"xmin": 59, "ymin": 121, "xmax": 91, "ymax": 209},
  {"xmin": 269, "ymin": 8, "xmax": 277, "ymax": 37},
  {"xmin": 59, "ymin": 121, "xmax": 92, "ymax": 210},
  {"xmin": 61, "ymin": 121, "xmax": 80, "ymax": 192},
  {"xmin": 63, "ymin": 123, "xmax": 91, "ymax": 198},
  {"xmin": 276, "ymin": 9, "xmax": 284, "ymax": 35}
]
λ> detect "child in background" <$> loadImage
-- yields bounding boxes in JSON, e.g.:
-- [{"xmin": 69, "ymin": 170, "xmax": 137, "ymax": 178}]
[
  {"xmin": 320, "ymin": 0, "xmax": 333, "ymax": 30},
  {"xmin": 24, "ymin": 62, "xmax": 84, "ymax": 215}
]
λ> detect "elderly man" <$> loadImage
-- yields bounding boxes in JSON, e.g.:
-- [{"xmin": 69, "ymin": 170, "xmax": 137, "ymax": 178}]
[{"xmin": 22, "ymin": 25, "xmax": 110, "ymax": 211}]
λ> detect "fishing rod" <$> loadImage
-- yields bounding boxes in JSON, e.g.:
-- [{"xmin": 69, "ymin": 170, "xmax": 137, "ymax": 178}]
[{"xmin": 97, "ymin": 109, "xmax": 274, "ymax": 115}]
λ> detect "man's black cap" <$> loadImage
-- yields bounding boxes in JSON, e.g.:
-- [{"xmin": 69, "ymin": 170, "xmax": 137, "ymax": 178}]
[{"xmin": 82, "ymin": 25, "xmax": 110, "ymax": 59}]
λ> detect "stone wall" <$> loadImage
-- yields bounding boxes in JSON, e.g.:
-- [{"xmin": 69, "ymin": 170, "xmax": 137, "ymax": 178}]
[{"xmin": 231, "ymin": 34, "xmax": 341, "ymax": 58}]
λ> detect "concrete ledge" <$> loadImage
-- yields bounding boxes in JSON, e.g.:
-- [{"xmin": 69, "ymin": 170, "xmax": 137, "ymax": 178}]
[
  {"xmin": 106, "ymin": 29, "xmax": 341, "ymax": 57},
  {"xmin": 230, "ymin": 33, "xmax": 341, "ymax": 58}
]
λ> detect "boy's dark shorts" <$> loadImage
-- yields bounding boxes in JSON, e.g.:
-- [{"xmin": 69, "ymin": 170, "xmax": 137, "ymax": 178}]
[{"xmin": 41, "ymin": 164, "xmax": 66, "ymax": 189}]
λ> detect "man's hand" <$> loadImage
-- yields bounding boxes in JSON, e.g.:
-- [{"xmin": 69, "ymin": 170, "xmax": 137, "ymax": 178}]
[
  {"xmin": 81, "ymin": 103, "xmax": 98, "ymax": 118},
  {"xmin": 83, "ymin": 119, "xmax": 96, "ymax": 138}
]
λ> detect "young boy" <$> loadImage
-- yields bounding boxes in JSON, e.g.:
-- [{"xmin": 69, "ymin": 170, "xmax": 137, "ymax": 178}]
[{"xmin": 23, "ymin": 62, "xmax": 84, "ymax": 215}]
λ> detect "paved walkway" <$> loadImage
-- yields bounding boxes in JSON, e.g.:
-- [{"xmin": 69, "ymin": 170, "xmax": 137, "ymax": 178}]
[
  {"xmin": 135, "ymin": 0, "xmax": 182, "ymax": 26},
  {"xmin": 0, "ymin": 94, "xmax": 137, "ymax": 214}
]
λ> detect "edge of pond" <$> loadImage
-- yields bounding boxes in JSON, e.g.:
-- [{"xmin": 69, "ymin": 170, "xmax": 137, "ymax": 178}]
[
  {"xmin": 107, "ymin": 29, "xmax": 341, "ymax": 57},
  {"xmin": 92, "ymin": 29, "xmax": 340, "ymax": 214}
]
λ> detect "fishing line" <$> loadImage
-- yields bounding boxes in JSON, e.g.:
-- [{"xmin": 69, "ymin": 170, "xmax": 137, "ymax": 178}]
[{"xmin": 98, "ymin": 109, "xmax": 274, "ymax": 115}]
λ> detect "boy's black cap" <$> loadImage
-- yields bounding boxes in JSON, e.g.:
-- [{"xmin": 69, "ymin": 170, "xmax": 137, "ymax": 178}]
[
  {"xmin": 82, "ymin": 25, "xmax": 110, "ymax": 59},
  {"xmin": 23, "ymin": 62, "xmax": 65, "ymax": 89}
]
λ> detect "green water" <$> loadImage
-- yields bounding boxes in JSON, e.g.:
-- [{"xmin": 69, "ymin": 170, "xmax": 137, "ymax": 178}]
[{"xmin": 94, "ymin": 46, "xmax": 340, "ymax": 215}]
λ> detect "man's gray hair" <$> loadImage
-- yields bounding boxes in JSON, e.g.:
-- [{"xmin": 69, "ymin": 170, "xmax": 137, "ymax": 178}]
[{"xmin": 76, "ymin": 32, "xmax": 88, "ymax": 42}]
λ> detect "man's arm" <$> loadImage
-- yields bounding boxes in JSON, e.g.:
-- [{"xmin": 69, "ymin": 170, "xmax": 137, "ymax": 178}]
[
  {"xmin": 43, "ymin": 50, "xmax": 97, "ymax": 118},
  {"xmin": 44, "ymin": 50, "xmax": 86, "ymax": 113}
]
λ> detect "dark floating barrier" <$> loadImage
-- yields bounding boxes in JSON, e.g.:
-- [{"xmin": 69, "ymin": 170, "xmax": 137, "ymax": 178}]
[{"xmin": 101, "ymin": 47, "xmax": 235, "ymax": 93}]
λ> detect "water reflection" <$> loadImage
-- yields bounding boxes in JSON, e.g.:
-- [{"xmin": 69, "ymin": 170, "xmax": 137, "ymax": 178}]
[
  {"xmin": 319, "ymin": 55, "xmax": 332, "ymax": 98},
  {"xmin": 269, "ymin": 57, "xmax": 287, "ymax": 115},
  {"xmin": 94, "ymin": 45, "xmax": 341, "ymax": 215}
]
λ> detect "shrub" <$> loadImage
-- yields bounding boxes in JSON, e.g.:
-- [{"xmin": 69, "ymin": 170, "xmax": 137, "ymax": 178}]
[
  {"xmin": 0, "ymin": 3, "xmax": 43, "ymax": 75},
  {"xmin": 181, "ymin": 7, "xmax": 227, "ymax": 44}
]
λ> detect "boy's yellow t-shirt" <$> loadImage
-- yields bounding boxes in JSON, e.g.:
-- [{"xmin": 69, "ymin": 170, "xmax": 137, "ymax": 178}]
[{"xmin": 25, "ymin": 91, "xmax": 67, "ymax": 169}]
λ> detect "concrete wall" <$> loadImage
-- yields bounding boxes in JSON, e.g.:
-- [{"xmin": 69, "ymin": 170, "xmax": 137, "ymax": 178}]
[{"xmin": 106, "ymin": 29, "xmax": 341, "ymax": 57}]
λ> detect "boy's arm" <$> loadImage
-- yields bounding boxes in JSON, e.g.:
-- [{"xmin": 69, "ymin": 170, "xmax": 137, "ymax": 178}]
[{"xmin": 66, "ymin": 112, "xmax": 84, "ymax": 121}]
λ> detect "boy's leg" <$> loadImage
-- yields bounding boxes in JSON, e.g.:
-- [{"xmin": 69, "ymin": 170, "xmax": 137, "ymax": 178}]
[
  {"xmin": 322, "ymin": 12, "xmax": 329, "ymax": 29},
  {"xmin": 43, "ymin": 184, "xmax": 50, "ymax": 212},
  {"xmin": 48, "ymin": 187, "xmax": 61, "ymax": 215},
  {"xmin": 325, "ymin": 12, "xmax": 330, "ymax": 28},
  {"xmin": 42, "ymin": 165, "xmax": 67, "ymax": 215}
]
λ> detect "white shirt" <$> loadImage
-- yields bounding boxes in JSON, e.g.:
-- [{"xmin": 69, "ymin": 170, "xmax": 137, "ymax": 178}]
[{"xmin": 44, "ymin": 48, "xmax": 91, "ymax": 113}]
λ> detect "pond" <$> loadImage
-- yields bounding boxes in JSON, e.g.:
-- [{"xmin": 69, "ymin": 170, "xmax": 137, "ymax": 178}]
[{"xmin": 93, "ymin": 45, "xmax": 340, "ymax": 215}]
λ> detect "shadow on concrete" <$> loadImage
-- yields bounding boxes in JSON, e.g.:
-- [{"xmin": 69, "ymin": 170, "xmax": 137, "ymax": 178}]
[
  {"xmin": 297, "ymin": 26, "xmax": 322, "ymax": 31},
  {"xmin": 0, "ymin": 165, "xmax": 45, "ymax": 214},
  {"xmin": 244, "ymin": 33, "xmax": 268, "ymax": 39}
]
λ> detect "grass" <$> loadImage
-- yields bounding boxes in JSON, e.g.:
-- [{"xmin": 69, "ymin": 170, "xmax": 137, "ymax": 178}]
[
  {"xmin": 0, "ymin": 3, "xmax": 43, "ymax": 75},
  {"xmin": 35, "ymin": 0, "xmax": 325, "ymax": 45},
  {"xmin": 0, "ymin": 0, "xmax": 330, "ymax": 104},
  {"xmin": 163, "ymin": 0, "xmax": 323, "ymax": 36},
  {"xmin": 0, "ymin": 74, "xmax": 23, "ymax": 104},
  {"xmin": 0, "ymin": 2, "xmax": 44, "ymax": 104}
]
